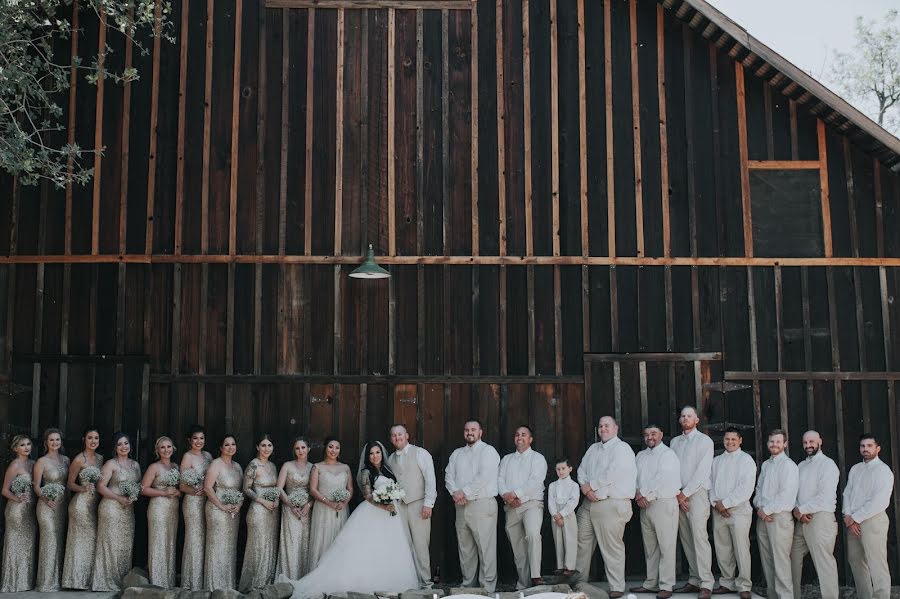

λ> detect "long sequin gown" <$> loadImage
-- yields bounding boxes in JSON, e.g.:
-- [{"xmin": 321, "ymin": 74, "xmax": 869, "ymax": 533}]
[
  {"xmin": 61, "ymin": 454, "xmax": 103, "ymax": 589},
  {"xmin": 1, "ymin": 473, "xmax": 36, "ymax": 592},
  {"xmin": 204, "ymin": 461, "xmax": 243, "ymax": 591},
  {"xmin": 307, "ymin": 467, "xmax": 350, "ymax": 570},
  {"xmin": 275, "ymin": 462, "xmax": 313, "ymax": 579},
  {"xmin": 146, "ymin": 465, "xmax": 180, "ymax": 588},
  {"xmin": 238, "ymin": 459, "xmax": 280, "ymax": 591},
  {"xmin": 91, "ymin": 460, "xmax": 141, "ymax": 591},
  {"xmin": 180, "ymin": 456, "xmax": 211, "ymax": 590},
  {"xmin": 35, "ymin": 457, "xmax": 70, "ymax": 591}
]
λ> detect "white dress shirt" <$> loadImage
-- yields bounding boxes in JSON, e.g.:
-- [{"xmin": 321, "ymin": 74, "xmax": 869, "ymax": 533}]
[
  {"xmin": 709, "ymin": 448, "xmax": 757, "ymax": 509},
  {"xmin": 498, "ymin": 447, "xmax": 548, "ymax": 505},
  {"xmin": 753, "ymin": 452, "xmax": 799, "ymax": 515},
  {"xmin": 636, "ymin": 443, "xmax": 682, "ymax": 501},
  {"xmin": 547, "ymin": 477, "xmax": 580, "ymax": 517},
  {"xmin": 576, "ymin": 436, "xmax": 637, "ymax": 500},
  {"xmin": 796, "ymin": 451, "xmax": 839, "ymax": 515},
  {"xmin": 445, "ymin": 440, "xmax": 501, "ymax": 500},
  {"xmin": 670, "ymin": 428, "xmax": 714, "ymax": 497},
  {"xmin": 842, "ymin": 457, "xmax": 895, "ymax": 523},
  {"xmin": 392, "ymin": 443, "xmax": 438, "ymax": 508}
]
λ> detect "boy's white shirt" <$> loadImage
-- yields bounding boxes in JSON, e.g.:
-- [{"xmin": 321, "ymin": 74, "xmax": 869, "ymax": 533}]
[{"xmin": 547, "ymin": 476, "xmax": 580, "ymax": 517}]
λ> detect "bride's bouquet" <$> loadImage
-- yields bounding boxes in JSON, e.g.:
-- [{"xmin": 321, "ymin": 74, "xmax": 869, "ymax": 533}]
[
  {"xmin": 9, "ymin": 474, "xmax": 31, "ymax": 498},
  {"xmin": 287, "ymin": 488, "xmax": 310, "ymax": 509},
  {"xmin": 372, "ymin": 481, "xmax": 405, "ymax": 516},
  {"xmin": 181, "ymin": 467, "xmax": 205, "ymax": 488},
  {"xmin": 40, "ymin": 482, "xmax": 66, "ymax": 503},
  {"xmin": 119, "ymin": 480, "xmax": 142, "ymax": 502},
  {"xmin": 159, "ymin": 467, "xmax": 180, "ymax": 488},
  {"xmin": 328, "ymin": 488, "xmax": 351, "ymax": 517},
  {"xmin": 218, "ymin": 488, "xmax": 244, "ymax": 519},
  {"xmin": 79, "ymin": 466, "xmax": 102, "ymax": 493}
]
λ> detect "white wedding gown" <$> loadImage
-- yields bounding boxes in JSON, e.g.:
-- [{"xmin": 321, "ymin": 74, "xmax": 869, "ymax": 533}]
[{"xmin": 282, "ymin": 475, "xmax": 419, "ymax": 598}]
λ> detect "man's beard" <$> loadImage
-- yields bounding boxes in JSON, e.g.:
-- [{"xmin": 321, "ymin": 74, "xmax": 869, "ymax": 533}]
[{"xmin": 805, "ymin": 447, "xmax": 819, "ymax": 456}]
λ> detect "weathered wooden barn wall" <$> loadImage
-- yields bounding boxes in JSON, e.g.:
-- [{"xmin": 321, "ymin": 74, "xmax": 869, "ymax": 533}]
[{"xmin": 2, "ymin": 0, "xmax": 900, "ymax": 584}]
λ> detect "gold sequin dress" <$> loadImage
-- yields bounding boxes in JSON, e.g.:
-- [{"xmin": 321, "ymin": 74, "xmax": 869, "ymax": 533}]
[
  {"xmin": 180, "ymin": 456, "xmax": 211, "ymax": 590},
  {"xmin": 91, "ymin": 460, "xmax": 141, "ymax": 591},
  {"xmin": 1, "ymin": 470, "xmax": 36, "ymax": 592},
  {"xmin": 62, "ymin": 453, "xmax": 103, "ymax": 589},
  {"xmin": 147, "ymin": 464, "xmax": 180, "ymax": 588},
  {"xmin": 275, "ymin": 462, "xmax": 313, "ymax": 579},
  {"xmin": 35, "ymin": 456, "xmax": 70, "ymax": 591},
  {"xmin": 238, "ymin": 459, "xmax": 280, "ymax": 591},
  {"xmin": 307, "ymin": 467, "xmax": 350, "ymax": 570},
  {"xmin": 204, "ymin": 461, "xmax": 243, "ymax": 591}
]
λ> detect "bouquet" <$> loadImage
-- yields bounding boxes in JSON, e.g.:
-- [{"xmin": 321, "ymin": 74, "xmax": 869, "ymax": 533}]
[
  {"xmin": 218, "ymin": 488, "xmax": 243, "ymax": 519},
  {"xmin": 372, "ymin": 481, "xmax": 405, "ymax": 516},
  {"xmin": 287, "ymin": 488, "xmax": 310, "ymax": 509},
  {"xmin": 79, "ymin": 466, "xmax": 102, "ymax": 492},
  {"xmin": 40, "ymin": 482, "xmax": 66, "ymax": 503},
  {"xmin": 158, "ymin": 467, "xmax": 180, "ymax": 488},
  {"xmin": 181, "ymin": 467, "xmax": 205, "ymax": 488},
  {"xmin": 328, "ymin": 488, "xmax": 351, "ymax": 518},
  {"xmin": 10, "ymin": 474, "xmax": 31, "ymax": 498},
  {"xmin": 258, "ymin": 487, "xmax": 279, "ymax": 503},
  {"xmin": 119, "ymin": 480, "xmax": 142, "ymax": 502}
]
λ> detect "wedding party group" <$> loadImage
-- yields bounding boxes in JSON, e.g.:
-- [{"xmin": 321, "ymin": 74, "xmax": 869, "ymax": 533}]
[{"xmin": 0, "ymin": 409, "xmax": 894, "ymax": 599}]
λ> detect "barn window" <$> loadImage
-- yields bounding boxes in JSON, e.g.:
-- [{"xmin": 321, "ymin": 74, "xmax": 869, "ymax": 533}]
[{"xmin": 749, "ymin": 168, "xmax": 824, "ymax": 257}]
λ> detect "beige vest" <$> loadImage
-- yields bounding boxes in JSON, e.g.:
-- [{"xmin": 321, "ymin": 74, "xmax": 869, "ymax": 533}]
[{"xmin": 389, "ymin": 445, "xmax": 426, "ymax": 504}]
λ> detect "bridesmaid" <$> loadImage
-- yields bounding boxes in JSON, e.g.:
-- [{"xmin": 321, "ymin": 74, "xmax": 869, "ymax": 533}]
[
  {"xmin": 62, "ymin": 426, "xmax": 103, "ymax": 590},
  {"xmin": 179, "ymin": 424, "xmax": 212, "ymax": 589},
  {"xmin": 238, "ymin": 434, "xmax": 280, "ymax": 591},
  {"xmin": 33, "ymin": 428, "xmax": 70, "ymax": 591},
  {"xmin": 203, "ymin": 434, "xmax": 243, "ymax": 591},
  {"xmin": 275, "ymin": 436, "xmax": 314, "ymax": 579},
  {"xmin": 141, "ymin": 436, "xmax": 181, "ymax": 588},
  {"xmin": 1, "ymin": 434, "xmax": 36, "ymax": 592},
  {"xmin": 307, "ymin": 436, "xmax": 353, "ymax": 570},
  {"xmin": 92, "ymin": 432, "xmax": 142, "ymax": 591}
]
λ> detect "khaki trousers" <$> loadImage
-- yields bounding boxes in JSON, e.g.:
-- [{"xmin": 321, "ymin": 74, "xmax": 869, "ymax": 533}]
[
  {"xmin": 640, "ymin": 497, "xmax": 679, "ymax": 592},
  {"xmin": 397, "ymin": 498, "xmax": 433, "ymax": 588},
  {"xmin": 572, "ymin": 498, "xmax": 632, "ymax": 592},
  {"xmin": 552, "ymin": 512, "xmax": 577, "ymax": 571},
  {"xmin": 791, "ymin": 512, "xmax": 838, "ymax": 599},
  {"xmin": 677, "ymin": 488, "xmax": 714, "ymax": 589},
  {"xmin": 455, "ymin": 497, "xmax": 498, "ymax": 592},
  {"xmin": 757, "ymin": 511, "xmax": 795, "ymax": 599},
  {"xmin": 847, "ymin": 511, "xmax": 891, "ymax": 599},
  {"xmin": 712, "ymin": 502, "xmax": 752, "ymax": 593},
  {"xmin": 504, "ymin": 501, "xmax": 544, "ymax": 588}
]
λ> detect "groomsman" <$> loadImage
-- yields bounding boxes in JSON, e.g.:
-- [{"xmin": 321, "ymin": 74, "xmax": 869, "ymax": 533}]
[
  {"xmin": 573, "ymin": 416, "xmax": 636, "ymax": 599},
  {"xmin": 670, "ymin": 406, "xmax": 715, "ymax": 596},
  {"xmin": 791, "ymin": 430, "xmax": 840, "ymax": 599},
  {"xmin": 388, "ymin": 424, "xmax": 438, "ymax": 589},
  {"xmin": 843, "ymin": 433, "xmax": 895, "ymax": 599},
  {"xmin": 445, "ymin": 419, "xmax": 501, "ymax": 592},
  {"xmin": 498, "ymin": 425, "xmax": 548, "ymax": 589},
  {"xmin": 754, "ymin": 429, "xmax": 799, "ymax": 599},
  {"xmin": 630, "ymin": 424, "xmax": 681, "ymax": 599},
  {"xmin": 709, "ymin": 427, "xmax": 756, "ymax": 599}
]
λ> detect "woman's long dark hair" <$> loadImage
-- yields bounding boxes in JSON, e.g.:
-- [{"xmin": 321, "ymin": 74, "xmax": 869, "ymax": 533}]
[{"xmin": 361, "ymin": 441, "xmax": 396, "ymax": 487}]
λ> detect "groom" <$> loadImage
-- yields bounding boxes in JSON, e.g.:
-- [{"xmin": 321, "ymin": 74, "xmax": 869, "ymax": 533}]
[{"xmin": 387, "ymin": 424, "xmax": 437, "ymax": 588}]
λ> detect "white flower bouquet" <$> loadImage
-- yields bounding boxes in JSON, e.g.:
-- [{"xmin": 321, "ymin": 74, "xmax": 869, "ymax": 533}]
[
  {"xmin": 159, "ymin": 467, "xmax": 180, "ymax": 488},
  {"xmin": 119, "ymin": 480, "xmax": 142, "ymax": 502},
  {"xmin": 258, "ymin": 487, "xmax": 279, "ymax": 502},
  {"xmin": 79, "ymin": 466, "xmax": 102, "ymax": 490},
  {"xmin": 287, "ymin": 488, "xmax": 310, "ymax": 508},
  {"xmin": 218, "ymin": 488, "xmax": 243, "ymax": 519},
  {"xmin": 328, "ymin": 488, "xmax": 351, "ymax": 517},
  {"xmin": 41, "ymin": 482, "xmax": 66, "ymax": 503},
  {"xmin": 181, "ymin": 467, "xmax": 205, "ymax": 488},
  {"xmin": 10, "ymin": 474, "xmax": 31, "ymax": 497},
  {"xmin": 372, "ymin": 481, "xmax": 405, "ymax": 516}
]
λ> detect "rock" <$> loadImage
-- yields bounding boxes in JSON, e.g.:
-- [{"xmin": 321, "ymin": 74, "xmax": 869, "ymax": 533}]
[
  {"xmin": 327, "ymin": 593, "xmax": 349, "ymax": 599},
  {"xmin": 210, "ymin": 589, "xmax": 246, "ymax": 599},
  {"xmin": 120, "ymin": 587, "xmax": 182, "ymax": 599},
  {"xmin": 175, "ymin": 591, "xmax": 212, "ymax": 599},
  {"xmin": 271, "ymin": 582, "xmax": 295, "ymax": 599},
  {"xmin": 400, "ymin": 588, "xmax": 446, "ymax": 599},
  {"xmin": 523, "ymin": 584, "xmax": 572, "ymax": 595},
  {"xmin": 346, "ymin": 593, "xmax": 379, "ymax": 599},
  {"xmin": 124, "ymin": 567, "xmax": 152, "ymax": 588},
  {"xmin": 448, "ymin": 588, "xmax": 490, "ymax": 597},
  {"xmin": 572, "ymin": 582, "xmax": 608, "ymax": 599}
]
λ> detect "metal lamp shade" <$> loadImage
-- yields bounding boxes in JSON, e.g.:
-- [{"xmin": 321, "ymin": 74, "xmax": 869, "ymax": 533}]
[{"xmin": 349, "ymin": 244, "xmax": 390, "ymax": 279}]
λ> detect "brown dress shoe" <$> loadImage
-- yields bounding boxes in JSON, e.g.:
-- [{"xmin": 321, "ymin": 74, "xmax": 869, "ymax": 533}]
[
  {"xmin": 711, "ymin": 587, "xmax": 734, "ymax": 595},
  {"xmin": 608, "ymin": 593, "xmax": 624, "ymax": 599},
  {"xmin": 739, "ymin": 593, "xmax": 752, "ymax": 599},
  {"xmin": 656, "ymin": 592, "xmax": 674, "ymax": 599},
  {"xmin": 630, "ymin": 587, "xmax": 657, "ymax": 593},
  {"xmin": 697, "ymin": 589, "xmax": 712, "ymax": 599},
  {"xmin": 673, "ymin": 584, "xmax": 701, "ymax": 594},
  {"xmin": 531, "ymin": 578, "xmax": 545, "ymax": 586}
]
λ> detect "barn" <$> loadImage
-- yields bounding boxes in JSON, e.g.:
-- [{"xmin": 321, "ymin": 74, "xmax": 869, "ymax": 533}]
[{"xmin": 2, "ymin": 0, "xmax": 900, "ymax": 586}]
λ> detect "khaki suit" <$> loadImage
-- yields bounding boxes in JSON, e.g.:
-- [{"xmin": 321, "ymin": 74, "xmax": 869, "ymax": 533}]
[
  {"xmin": 791, "ymin": 513, "xmax": 838, "ymax": 599},
  {"xmin": 640, "ymin": 496, "xmax": 679, "ymax": 592},
  {"xmin": 847, "ymin": 511, "xmax": 891, "ymax": 599},
  {"xmin": 572, "ymin": 498, "xmax": 632, "ymax": 592},
  {"xmin": 712, "ymin": 502, "xmax": 752, "ymax": 593}
]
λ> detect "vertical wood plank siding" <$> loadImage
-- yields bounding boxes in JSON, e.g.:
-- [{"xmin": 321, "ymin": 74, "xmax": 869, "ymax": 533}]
[{"xmin": 4, "ymin": 0, "xmax": 900, "ymax": 583}]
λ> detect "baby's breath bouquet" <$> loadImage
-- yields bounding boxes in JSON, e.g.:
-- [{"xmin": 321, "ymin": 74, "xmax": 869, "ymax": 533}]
[
  {"xmin": 79, "ymin": 466, "xmax": 102, "ymax": 491},
  {"xmin": 287, "ymin": 488, "xmax": 310, "ymax": 509},
  {"xmin": 159, "ymin": 467, "xmax": 180, "ymax": 488},
  {"xmin": 372, "ymin": 481, "xmax": 405, "ymax": 516},
  {"xmin": 181, "ymin": 467, "xmax": 205, "ymax": 488},
  {"xmin": 258, "ymin": 487, "xmax": 279, "ymax": 503},
  {"xmin": 119, "ymin": 480, "xmax": 142, "ymax": 502},
  {"xmin": 328, "ymin": 488, "xmax": 351, "ymax": 518},
  {"xmin": 41, "ymin": 482, "xmax": 66, "ymax": 503},
  {"xmin": 10, "ymin": 474, "xmax": 31, "ymax": 498},
  {"xmin": 218, "ymin": 488, "xmax": 243, "ymax": 519}
]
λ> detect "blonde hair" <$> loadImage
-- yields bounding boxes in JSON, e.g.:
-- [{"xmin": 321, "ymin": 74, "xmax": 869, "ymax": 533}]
[
  {"xmin": 9, "ymin": 434, "xmax": 31, "ymax": 454},
  {"xmin": 154, "ymin": 436, "xmax": 176, "ymax": 459}
]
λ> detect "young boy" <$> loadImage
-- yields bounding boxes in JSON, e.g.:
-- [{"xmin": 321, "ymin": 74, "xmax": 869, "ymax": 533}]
[{"xmin": 547, "ymin": 457, "xmax": 580, "ymax": 576}]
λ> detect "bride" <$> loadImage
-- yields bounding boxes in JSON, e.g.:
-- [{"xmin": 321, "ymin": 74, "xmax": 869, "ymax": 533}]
[{"xmin": 281, "ymin": 441, "xmax": 420, "ymax": 598}]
